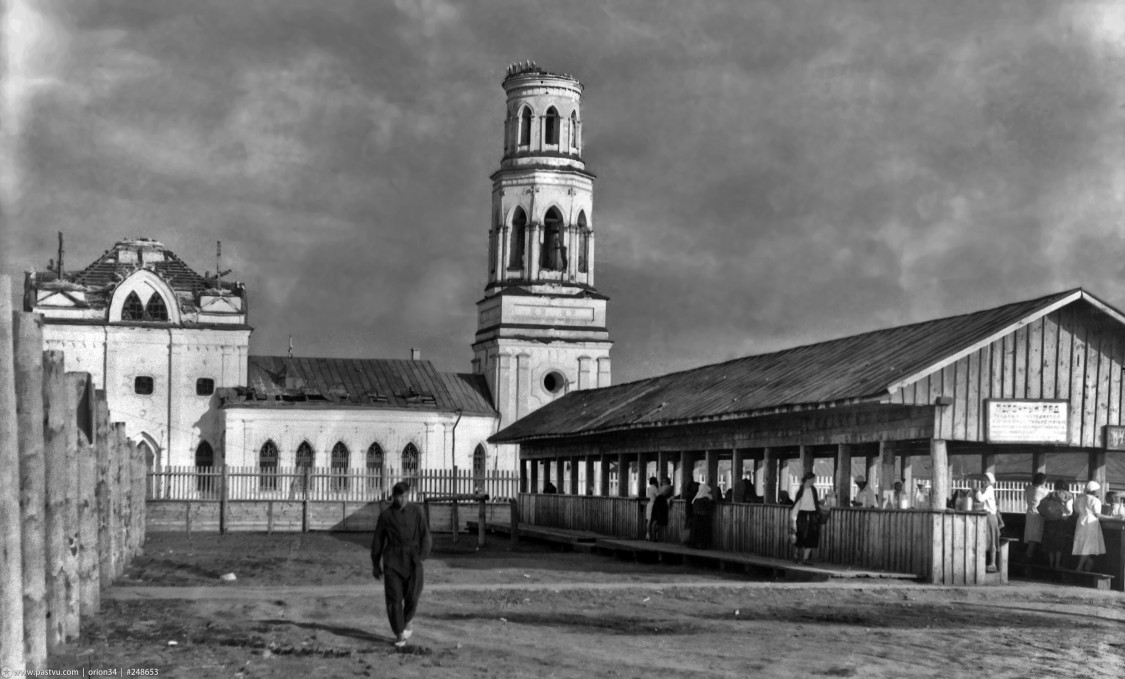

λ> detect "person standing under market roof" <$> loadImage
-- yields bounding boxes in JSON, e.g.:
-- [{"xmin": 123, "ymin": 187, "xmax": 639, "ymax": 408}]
[{"xmin": 372, "ymin": 482, "xmax": 433, "ymax": 648}]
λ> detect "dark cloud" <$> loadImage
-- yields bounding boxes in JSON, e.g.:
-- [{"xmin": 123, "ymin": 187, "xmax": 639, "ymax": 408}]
[{"xmin": 5, "ymin": 0, "xmax": 1125, "ymax": 385}]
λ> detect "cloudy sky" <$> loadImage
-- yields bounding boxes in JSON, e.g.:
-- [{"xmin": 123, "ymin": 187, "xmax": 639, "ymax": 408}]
[{"xmin": 4, "ymin": 0, "xmax": 1125, "ymax": 385}]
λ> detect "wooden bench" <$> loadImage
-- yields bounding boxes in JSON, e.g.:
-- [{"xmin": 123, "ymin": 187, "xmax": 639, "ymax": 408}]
[{"xmin": 1009, "ymin": 562, "xmax": 1115, "ymax": 590}]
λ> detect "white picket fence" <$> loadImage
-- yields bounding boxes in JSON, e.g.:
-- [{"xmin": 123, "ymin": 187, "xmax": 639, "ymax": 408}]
[
  {"xmin": 804, "ymin": 475, "xmax": 1087, "ymax": 513},
  {"xmin": 148, "ymin": 466, "xmax": 521, "ymax": 502}
]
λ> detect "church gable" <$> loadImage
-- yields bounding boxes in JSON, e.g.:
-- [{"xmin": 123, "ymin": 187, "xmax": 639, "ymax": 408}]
[{"xmin": 888, "ymin": 293, "xmax": 1125, "ymax": 446}]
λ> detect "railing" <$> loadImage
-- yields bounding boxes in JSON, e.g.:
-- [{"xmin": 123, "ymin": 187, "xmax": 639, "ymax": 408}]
[
  {"xmin": 519, "ymin": 493, "xmax": 996, "ymax": 585},
  {"xmin": 148, "ymin": 466, "xmax": 521, "ymax": 502}
]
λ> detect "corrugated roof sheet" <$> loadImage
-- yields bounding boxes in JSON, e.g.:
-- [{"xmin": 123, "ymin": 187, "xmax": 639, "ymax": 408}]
[
  {"xmin": 492, "ymin": 289, "xmax": 1088, "ymax": 442},
  {"xmin": 235, "ymin": 355, "xmax": 496, "ymax": 415},
  {"xmin": 70, "ymin": 243, "xmax": 211, "ymax": 295}
]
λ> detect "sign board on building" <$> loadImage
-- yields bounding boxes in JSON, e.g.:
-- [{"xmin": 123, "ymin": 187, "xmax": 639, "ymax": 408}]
[
  {"xmin": 1105, "ymin": 425, "xmax": 1125, "ymax": 450},
  {"xmin": 984, "ymin": 399, "xmax": 1069, "ymax": 444}
]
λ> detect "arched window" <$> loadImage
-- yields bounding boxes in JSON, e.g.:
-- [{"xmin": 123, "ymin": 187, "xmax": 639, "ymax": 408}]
[
  {"xmin": 122, "ymin": 292, "xmax": 145, "ymax": 321},
  {"xmin": 330, "ymin": 442, "xmax": 349, "ymax": 491},
  {"xmin": 144, "ymin": 294, "xmax": 169, "ymax": 321},
  {"xmin": 366, "ymin": 442, "xmax": 385, "ymax": 489},
  {"xmin": 544, "ymin": 107, "xmax": 559, "ymax": 145},
  {"xmin": 541, "ymin": 207, "xmax": 565, "ymax": 270},
  {"xmin": 295, "ymin": 441, "xmax": 314, "ymax": 492},
  {"xmin": 509, "ymin": 208, "xmax": 527, "ymax": 269},
  {"xmin": 518, "ymin": 107, "xmax": 531, "ymax": 146},
  {"xmin": 577, "ymin": 211, "xmax": 589, "ymax": 274},
  {"xmin": 259, "ymin": 440, "xmax": 279, "ymax": 491},
  {"xmin": 402, "ymin": 442, "xmax": 419, "ymax": 475},
  {"xmin": 140, "ymin": 441, "xmax": 155, "ymax": 499},
  {"xmin": 570, "ymin": 111, "xmax": 579, "ymax": 150},
  {"xmin": 195, "ymin": 441, "xmax": 214, "ymax": 494},
  {"xmin": 473, "ymin": 444, "xmax": 487, "ymax": 485}
]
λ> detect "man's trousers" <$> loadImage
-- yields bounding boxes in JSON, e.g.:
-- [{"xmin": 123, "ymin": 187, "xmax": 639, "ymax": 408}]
[{"xmin": 383, "ymin": 564, "xmax": 424, "ymax": 635}]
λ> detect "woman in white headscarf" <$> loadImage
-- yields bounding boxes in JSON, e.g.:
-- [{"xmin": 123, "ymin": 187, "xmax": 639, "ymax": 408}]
[
  {"xmin": 974, "ymin": 472, "xmax": 1000, "ymax": 573},
  {"xmin": 689, "ymin": 481, "xmax": 714, "ymax": 549},
  {"xmin": 789, "ymin": 472, "xmax": 820, "ymax": 565},
  {"xmin": 1072, "ymin": 481, "xmax": 1106, "ymax": 572}
]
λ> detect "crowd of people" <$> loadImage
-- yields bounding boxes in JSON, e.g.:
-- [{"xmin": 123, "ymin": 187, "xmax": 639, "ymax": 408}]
[{"xmin": 1022, "ymin": 473, "xmax": 1123, "ymax": 573}]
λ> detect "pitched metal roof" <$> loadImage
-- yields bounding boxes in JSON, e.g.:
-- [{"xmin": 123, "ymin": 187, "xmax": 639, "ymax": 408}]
[
  {"xmin": 492, "ymin": 288, "xmax": 1109, "ymax": 443},
  {"xmin": 229, "ymin": 355, "xmax": 496, "ymax": 415},
  {"xmin": 69, "ymin": 239, "xmax": 211, "ymax": 295}
]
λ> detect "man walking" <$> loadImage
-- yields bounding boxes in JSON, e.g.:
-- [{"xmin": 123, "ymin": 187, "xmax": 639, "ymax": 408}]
[{"xmin": 372, "ymin": 482, "xmax": 433, "ymax": 647}]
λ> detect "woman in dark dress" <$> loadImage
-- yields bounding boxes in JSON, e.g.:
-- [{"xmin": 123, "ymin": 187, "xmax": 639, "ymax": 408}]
[
  {"xmin": 1042, "ymin": 480, "xmax": 1075, "ymax": 570},
  {"xmin": 789, "ymin": 472, "xmax": 821, "ymax": 565},
  {"xmin": 690, "ymin": 482, "xmax": 714, "ymax": 549}
]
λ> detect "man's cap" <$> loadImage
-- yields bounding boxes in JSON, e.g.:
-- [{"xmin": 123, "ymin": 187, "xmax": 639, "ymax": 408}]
[
  {"xmin": 392, "ymin": 481, "xmax": 410, "ymax": 496},
  {"xmin": 854, "ymin": 475, "xmax": 866, "ymax": 484}
]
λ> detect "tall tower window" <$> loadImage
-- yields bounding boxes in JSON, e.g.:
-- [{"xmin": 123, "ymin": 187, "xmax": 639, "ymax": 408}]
[
  {"xmin": 541, "ymin": 208, "xmax": 565, "ymax": 271},
  {"xmin": 544, "ymin": 107, "xmax": 559, "ymax": 145},
  {"xmin": 509, "ymin": 208, "xmax": 527, "ymax": 269},
  {"xmin": 195, "ymin": 441, "xmax": 215, "ymax": 493},
  {"xmin": 259, "ymin": 440, "xmax": 279, "ymax": 490},
  {"xmin": 578, "ymin": 211, "xmax": 589, "ymax": 273},
  {"xmin": 518, "ymin": 107, "xmax": 532, "ymax": 147},
  {"xmin": 473, "ymin": 444, "xmax": 487, "ymax": 486},
  {"xmin": 570, "ymin": 111, "xmax": 579, "ymax": 150},
  {"xmin": 402, "ymin": 442, "xmax": 419, "ymax": 475}
]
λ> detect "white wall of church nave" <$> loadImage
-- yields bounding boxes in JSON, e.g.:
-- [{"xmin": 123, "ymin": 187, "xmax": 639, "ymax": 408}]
[{"xmin": 221, "ymin": 410, "xmax": 505, "ymax": 471}]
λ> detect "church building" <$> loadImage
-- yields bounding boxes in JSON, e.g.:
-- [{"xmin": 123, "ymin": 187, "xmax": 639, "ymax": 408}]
[{"xmin": 23, "ymin": 62, "xmax": 612, "ymax": 479}]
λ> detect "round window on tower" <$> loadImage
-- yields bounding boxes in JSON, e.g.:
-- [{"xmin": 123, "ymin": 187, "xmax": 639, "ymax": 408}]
[{"xmin": 543, "ymin": 371, "xmax": 566, "ymax": 395}]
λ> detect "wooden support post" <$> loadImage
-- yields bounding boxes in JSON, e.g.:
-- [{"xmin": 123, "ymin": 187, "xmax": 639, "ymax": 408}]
[
  {"xmin": 1088, "ymin": 450, "xmax": 1107, "ymax": 501},
  {"xmin": 678, "ymin": 450, "xmax": 692, "ymax": 495},
  {"xmin": 519, "ymin": 458, "xmax": 527, "ymax": 494},
  {"xmin": 94, "ymin": 394, "xmax": 111, "ymax": 590},
  {"xmin": 763, "ymin": 448, "xmax": 778, "ymax": 504},
  {"xmin": 541, "ymin": 460, "xmax": 551, "ymax": 490},
  {"xmin": 705, "ymin": 450, "xmax": 719, "ymax": 494},
  {"xmin": 478, "ymin": 499, "xmax": 486, "ymax": 548},
  {"xmin": 219, "ymin": 462, "xmax": 229, "ymax": 535},
  {"xmin": 731, "ymin": 449, "xmax": 745, "ymax": 501},
  {"xmin": 931, "ymin": 440, "xmax": 950, "ymax": 511},
  {"xmin": 569, "ymin": 457, "xmax": 579, "ymax": 496},
  {"xmin": 61, "ymin": 373, "xmax": 81, "ymax": 641},
  {"xmin": 880, "ymin": 441, "xmax": 896, "ymax": 506},
  {"xmin": 529, "ymin": 459, "xmax": 539, "ymax": 494},
  {"xmin": 598, "ymin": 455, "xmax": 610, "ymax": 497},
  {"xmin": 584, "ymin": 456, "xmax": 595, "ymax": 496},
  {"xmin": 865, "ymin": 453, "xmax": 879, "ymax": 498},
  {"xmin": 555, "ymin": 459, "xmax": 565, "ymax": 494},
  {"xmin": 657, "ymin": 451, "xmax": 670, "ymax": 485},
  {"xmin": 1032, "ymin": 451, "xmax": 1047, "ymax": 477},
  {"xmin": 981, "ymin": 452, "xmax": 997, "ymax": 478},
  {"xmin": 452, "ymin": 464, "xmax": 460, "ymax": 542},
  {"xmin": 901, "ymin": 454, "xmax": 914, "ymax": 505},
  {"xmin": 509, "ymin": 498, "xmax": 520, "ymax": 546},
  {"xmin": 834, "ymin": 444, "xmax": 853, "ymax": 507},
  {"xmin": 798, "ymin": 445, "xmax": 814, "ymax": 478},
  {"xmin": 617, "ymin": 453, "xmax": 629, "ymax": 497},
  {"xmin": 42, "ymin": 350, "xmax": 68, "ymax": 651},
  {"xmin": 636, "ymin": 452, "xmax": 647, "ymax": 497},
  {"xmin": 0, "ymin": 281, "xmax": 25, "ymax": 673}
]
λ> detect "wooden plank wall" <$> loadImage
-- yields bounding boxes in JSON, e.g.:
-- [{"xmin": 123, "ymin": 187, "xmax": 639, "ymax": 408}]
[
  {"xmin": 520, "ymin": 495, "xmax": 997, "ymax": 584},
  {"xmin": 891, "ymin": 302, "xmax": 1125, "ymax": 446}
]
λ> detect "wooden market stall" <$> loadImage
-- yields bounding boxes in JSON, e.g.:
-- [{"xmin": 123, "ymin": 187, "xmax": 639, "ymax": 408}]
[{"xmin": 490, "ymin": 289, "xmax": 1125, "ymax": 587}]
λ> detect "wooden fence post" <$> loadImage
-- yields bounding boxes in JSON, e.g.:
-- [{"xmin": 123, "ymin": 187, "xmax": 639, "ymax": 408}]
[
  {"xmin": 42, "ymin": 349, "xmax": 68, "ymax": 651},
  {"xmin": 220, "ymin": 463, "xmax": 229, "ymax": 535},
  {"xmin": 478, "ymin": 499, "xmax": 486, "ymax": 548},
  {"xmin": 61, "ymin": 372, "xmax": 82, "ymax": 641},
  {"xmin": 95, "ymin": 393, "xmax": 112, "ymax": 591},
  {"xmin": 302, "ymin": 467, "xmax": 311, "ymax": 533},
  {"xmin": 71, "ymin": 375, "xmax": 99, "ymax": 618},
  {"xmin": 0, "ymin": 283, "xmax": 24, "ymax": 671},
  {"xmin": 509, "ymin": 498, "xmax": 519, "ymax": 546}
]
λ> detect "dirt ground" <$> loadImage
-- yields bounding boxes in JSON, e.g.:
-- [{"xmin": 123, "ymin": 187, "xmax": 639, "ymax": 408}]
[{"xmin": 47, "ymin": 531, "xmax": 1125, "ymax": 678}]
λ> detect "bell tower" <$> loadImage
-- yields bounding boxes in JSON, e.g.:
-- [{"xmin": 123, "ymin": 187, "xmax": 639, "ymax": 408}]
[{"xmin": 473, "ymin": 62, "xmax": 612, "ymax": 432}]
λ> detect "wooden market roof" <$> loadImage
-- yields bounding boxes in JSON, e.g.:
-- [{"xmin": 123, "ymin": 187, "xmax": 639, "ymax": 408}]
[
  {"xmin": 492, "ymin": 288, "xmax": 1125, "ymax": 443},
  {"xmin": 223, "ymin": 355, "xmax": 496, "ymax": 415}
]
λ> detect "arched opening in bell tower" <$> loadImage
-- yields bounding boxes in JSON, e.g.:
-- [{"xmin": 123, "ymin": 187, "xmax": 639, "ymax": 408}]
[
  {"xmin": 544, "ymin": 107, "xmax": 559, "ymax": 145},
  {"xmin": 509, "ymin": 208, "xmax": 527, "ymax": 269},
  {"xmin": 577, "ymin": 211, "xmax": 589, "ymax": 273},
  {"xmin": 541, "ymin": 207, "xmax": 565, "ymax": 271},
  {"xmin": 518, "ymin": 107, "xmax": 532, "ymax": 147}
]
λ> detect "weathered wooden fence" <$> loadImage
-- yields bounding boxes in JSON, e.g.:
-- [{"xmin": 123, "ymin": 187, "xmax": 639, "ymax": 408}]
[
  {"xmin": 0, "ymin": 277, "xmax": 146, "ymax": 674},
  {"xmin": 518, "ymin": 493, "xmax": 996, "ymax": 585},
  {"xmin": 146, "ymin": 466, "xmax": 519, "ymax": 533}
]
